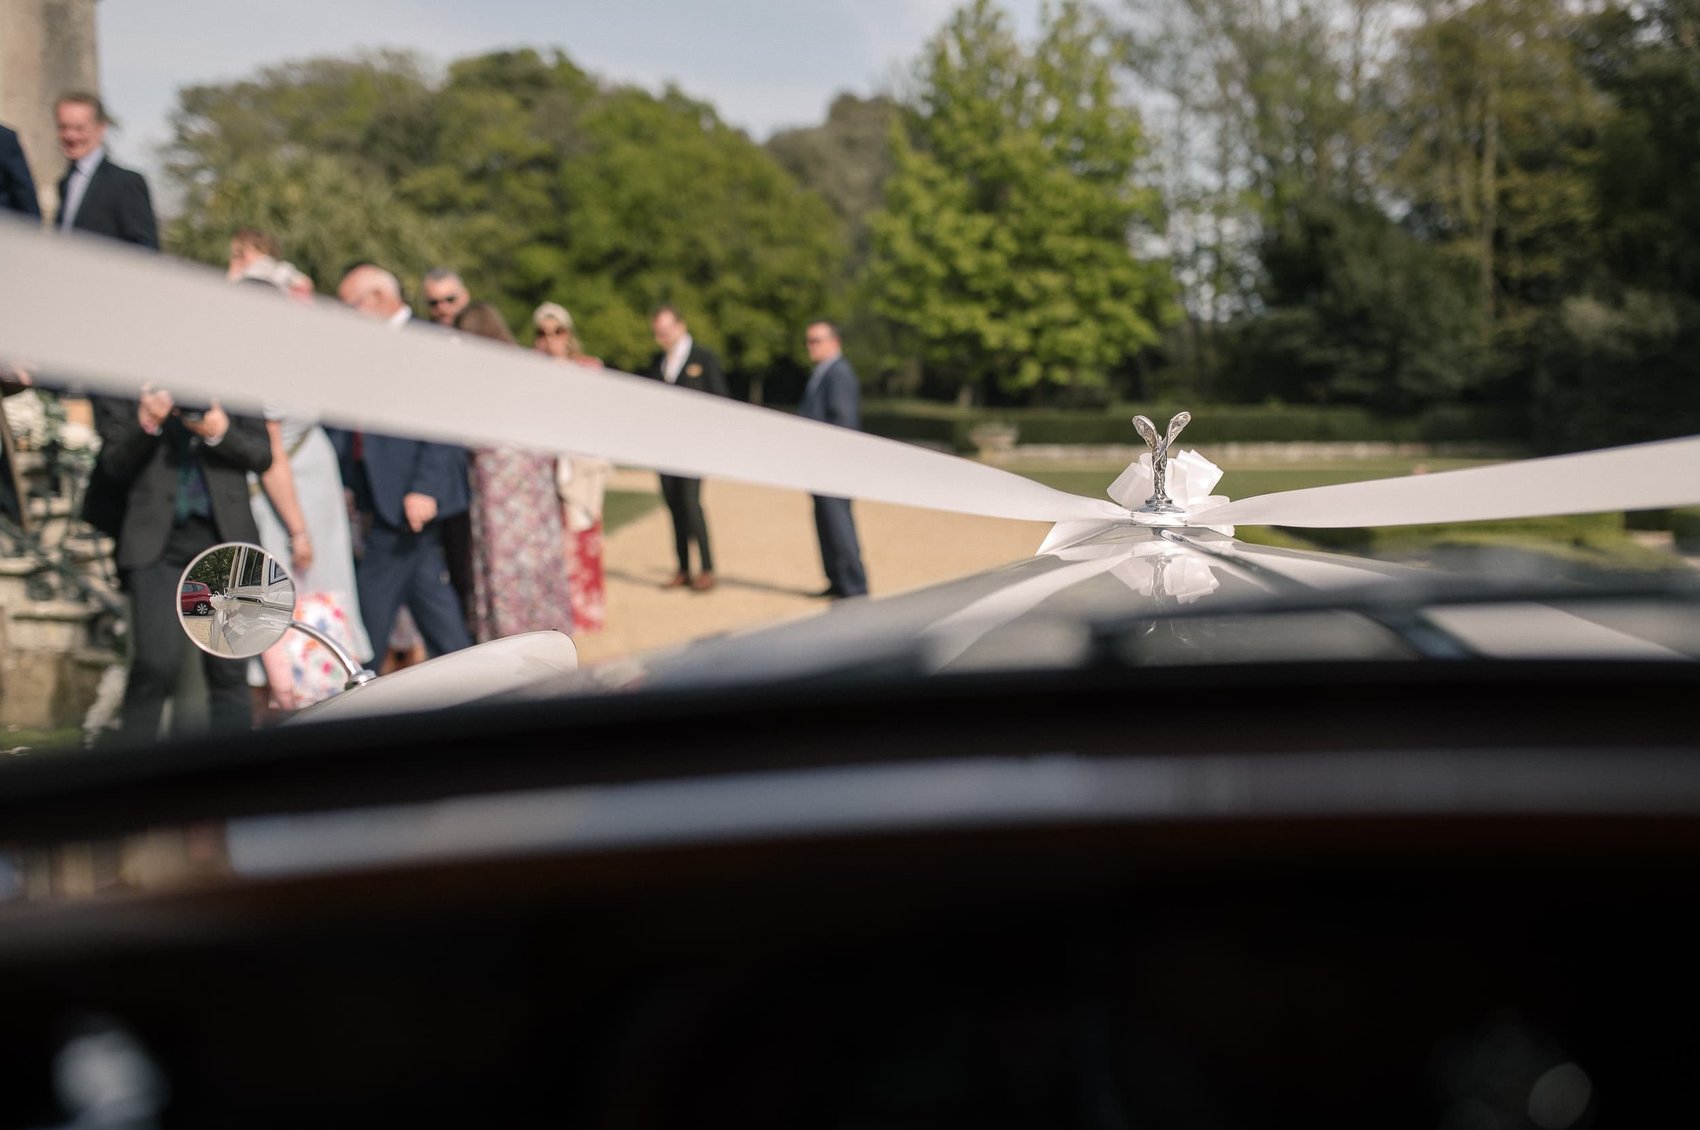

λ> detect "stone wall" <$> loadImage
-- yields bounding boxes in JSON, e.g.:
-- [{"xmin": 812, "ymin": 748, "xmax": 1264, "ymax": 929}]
[
  {"xmin": 0, "ymin": 432, "xmax": 124, "ymax": 732},
  {"xmin": 0, "ymin": 0, "xmax": 100, "ymax": 216}
]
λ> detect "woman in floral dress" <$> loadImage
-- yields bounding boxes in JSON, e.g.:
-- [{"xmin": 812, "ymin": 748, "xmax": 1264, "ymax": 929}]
[
  {"xmin": 533, "ymin": 301, "xmax": 610, "ymax": 633},
  {"xmin": 453, "ymin": 303, "xmax": 573, "ymax": 642}
]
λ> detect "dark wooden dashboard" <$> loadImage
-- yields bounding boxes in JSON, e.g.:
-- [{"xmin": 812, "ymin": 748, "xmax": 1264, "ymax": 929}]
[{"xmin": 2, "ymin": 661, "xmax": 1697, "ymax": 1127}]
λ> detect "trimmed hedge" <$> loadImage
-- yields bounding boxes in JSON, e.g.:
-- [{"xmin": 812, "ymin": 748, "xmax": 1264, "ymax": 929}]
[{"xmin": 859, "ymin": 401, "xmax": 1528, "ymax": 452}]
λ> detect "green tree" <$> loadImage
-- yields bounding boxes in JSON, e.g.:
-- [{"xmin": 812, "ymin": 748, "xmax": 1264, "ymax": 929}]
[
  {"xmin": 767, "ymin": 93, "xmax": 899, "ymax": 266},
  {"xmin": 186, "ymin": 546, "xmax": 238, "ymax": 590},
  {"xmin": 1391, "ymin": 0, "xmax": 1606, "ymax": 352},
  {"xmin": 1121, "ymin": 0, "xmax": 1414, "ymax": 403},
  {"xmin": 551, "ymin": 86, "xmax": 845, "ymax": 390},
  {"xmin": 1230, "ymin": 197, "xmax": 1483, "ymax": 410},
  {"xmin": 1524, "ymin": 0, "xmax": 1700, "ymax": 449},
  {"xmin": 168, "ymin": 151, "xmax": 452, "ymax": 293},
  {"xmin": 166, "ymin": 52, "xmax": 437, "ymax": 189},
  {"xmin": 160, "ymin": 49, "xmax": 845, "ymax": 394},
  {"xmin": 867, "ymin": 0, "xmax": 1175, "ymax": 404}
]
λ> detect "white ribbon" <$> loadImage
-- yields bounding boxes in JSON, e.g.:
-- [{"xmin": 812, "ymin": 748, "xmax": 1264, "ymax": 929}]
[
  {"xmin": 922, "ymin": 529, "xmax": 1225, "ymax": 668},
  {"xmin": 0, "ymin": 218, "xmax": 1123, "ymax": 527},
  {"xmin": 4, "ymin": 217, "xmax": 1698, "ymax": 535},
  {"xmin": 1106, "ymin": 540, "xmax": 1220, "ymax": 605},
  {"xmin": 1193, "ymin": 435, "xmax": 1700, "ymax": 527}
]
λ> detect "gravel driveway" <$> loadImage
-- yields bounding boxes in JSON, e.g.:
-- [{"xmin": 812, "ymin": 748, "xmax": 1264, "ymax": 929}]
[{"xmin": 570, "ymin": 468, "xmax": 1054, "ymax": 667}]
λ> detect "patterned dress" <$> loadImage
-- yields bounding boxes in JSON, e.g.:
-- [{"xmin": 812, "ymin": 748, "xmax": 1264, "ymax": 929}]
[
  {"xmin": 249, "ymin": 411, "xmax": 374, "ymax": 701},
  {"xmin": 558, "ymin": 454, "xmax": 611, "ymax": 633},
  {"xmin": 469, "ymin": 445, "xmax": 573, "ymax": 643},
  {"xmin": 283, "ymin": 591, "xmax": 366, "ymax": 706}
]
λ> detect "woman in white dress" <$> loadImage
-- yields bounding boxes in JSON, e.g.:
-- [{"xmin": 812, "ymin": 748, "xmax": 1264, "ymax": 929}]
[
  {"xmin": 249, "ymin": 411, "xmax": 373, "ymax": 709},
  {"xmin": 239, "ymin": 270, "xmax": 373, "ymax": 714}
]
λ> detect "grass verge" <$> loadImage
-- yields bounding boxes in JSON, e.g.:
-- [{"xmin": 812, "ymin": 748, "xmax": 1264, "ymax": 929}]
[{"xmin": 1011, "ymin": 459, "xmax": 1694, "ymax": 578}]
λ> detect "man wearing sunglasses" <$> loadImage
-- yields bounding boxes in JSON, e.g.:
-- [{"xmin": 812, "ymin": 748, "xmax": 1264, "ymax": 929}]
[{"xmin": 421, "ymin": 268, "xmax": 470, "ymax": 327}]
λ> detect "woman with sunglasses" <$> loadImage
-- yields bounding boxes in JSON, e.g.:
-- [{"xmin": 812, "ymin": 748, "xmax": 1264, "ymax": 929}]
[
  {"xmin": 451, "ymin": 301, "xmax": 573, "ymax": 642},
  {"xmin": 533, "ymin": 302, "xmax": 611, "ymax": 634}
]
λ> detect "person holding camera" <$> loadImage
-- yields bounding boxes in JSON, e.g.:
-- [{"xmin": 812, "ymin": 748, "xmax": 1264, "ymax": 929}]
[{"xmin": 85, "ymin": 385, "xmax": 272, "ymax": 740}]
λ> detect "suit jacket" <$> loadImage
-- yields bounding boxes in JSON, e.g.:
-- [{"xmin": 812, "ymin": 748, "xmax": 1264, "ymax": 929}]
[
  {"xmin": 329, "ymin": 426, "xmax": 469, "ymax": 533},
  {"xmin": 0, "ymin": 126, "xmax": 39, "ymax": 218},
  {"xmin": 325, "ymin": 317, "xmax": 470, "ymax": 531},
  {"xmin": 646, "ymin": 340, "xmax": 729, "ymax": 399},
  {"xmin": 86, "ymin": 395, "xmax": 272, "ymax": 571},
  {"xmin": 55, "ymin": 152, "xmax": 157, "ymax": 248},
  {"xmin": 0, "ymin": 380, "xmax": 30, "ymax": 533},
  {"xmin": 798, "ymin": 355, "xmax": 861, "ymax": 431}
]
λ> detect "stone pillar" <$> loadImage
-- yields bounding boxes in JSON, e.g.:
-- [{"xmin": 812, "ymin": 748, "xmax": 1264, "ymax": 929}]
[{"xmin": 0, "ymin": 0, "xmax": 101, "ymax": 218}]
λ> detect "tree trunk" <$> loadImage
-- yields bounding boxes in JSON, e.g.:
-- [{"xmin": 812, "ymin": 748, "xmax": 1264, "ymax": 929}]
[{"xmin": 1478, "ymin": 77, "xmax": 1499, "ymax": 343}]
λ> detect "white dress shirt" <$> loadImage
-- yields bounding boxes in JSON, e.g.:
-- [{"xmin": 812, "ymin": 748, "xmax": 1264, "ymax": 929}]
[
  {"xmin": 59, "ymin": 147, "xmax": 105, "ymax": 231},
  {"xmin": 661, "ymin": 334, "xmax": 693, "ymax": 383}
]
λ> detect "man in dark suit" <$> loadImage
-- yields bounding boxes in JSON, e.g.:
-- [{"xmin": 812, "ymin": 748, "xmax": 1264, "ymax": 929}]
[
  {"xmin": 52, "ymin": 92, "xmax": 157, "ymax": 248},
  {"xmin": 646, "ymin": 304, "xmax": 729, "ymax": 591},
  {"xmin": 1, "ymin": 124, "xmax": 41, "ymax": 534},
  {"xmin": 799, "ymin": 321, "xmax": 868, "ymax": 599},
  {"xmin": 0, "ymin": 123, "xmax": 40, "ymax": 218},
  {"xmin": 330, "ymin": 263, "xmax": 473, "ymax": 658},
  {"xmin": 0, "ymin": 370, "xmax": 33, "ymax": 538},
  {"xmin": 87, "ymin": 388, "xmax": 272, "ymax": 739}
]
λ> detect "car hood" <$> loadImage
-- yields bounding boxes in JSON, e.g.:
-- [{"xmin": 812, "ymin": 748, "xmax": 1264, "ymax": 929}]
[{"xmin": 291, "ymin": 524, "xmax": 1699, "ymax": 723}]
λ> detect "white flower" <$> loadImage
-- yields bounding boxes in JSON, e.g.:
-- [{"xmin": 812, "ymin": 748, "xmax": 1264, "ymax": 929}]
[
  {"xmin": 3, "ymin": 389, "xmax": 49, "ymax": 448},
  {"xmin": 58, "ymin": 421, "xmax": 98, "ymax": 452}
]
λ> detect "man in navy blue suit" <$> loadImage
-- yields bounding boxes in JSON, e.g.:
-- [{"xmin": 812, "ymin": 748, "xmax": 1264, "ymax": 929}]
[
  {"xmin": 331, "ymin": 264, "xmax": 473, "ymax": 658},
  {"xmin": 799, "ymin": 321, "xmax": 868, "ymax": 599},
  {"xmin": 0, "ymin": 122, "xmax": 40, "ymax": 218}
]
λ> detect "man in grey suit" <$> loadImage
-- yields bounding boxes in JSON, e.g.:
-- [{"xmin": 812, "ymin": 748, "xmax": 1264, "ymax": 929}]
[
  {"xmin": 52, "ymin": 92, "xmax": 157, "ymax": 248},
  {"xmin": 799, "ymin": 321, "xmax": 868, "ymax": 599}
]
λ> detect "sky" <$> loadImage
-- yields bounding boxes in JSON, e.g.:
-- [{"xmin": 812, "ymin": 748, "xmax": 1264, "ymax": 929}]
[{"xmin": 98, "ymin": 0, "xmax": 1045, "ymax": 194}]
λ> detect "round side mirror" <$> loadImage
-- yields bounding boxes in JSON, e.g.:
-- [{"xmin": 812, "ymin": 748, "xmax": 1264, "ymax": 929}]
[{"xmin": 178, "ymin": 542, "xmax": 297, "ymax": 659}]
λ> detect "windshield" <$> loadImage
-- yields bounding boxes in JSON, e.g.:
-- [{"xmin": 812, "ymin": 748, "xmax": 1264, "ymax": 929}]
[
  {"xmin": 1, "ymin": 1, "xmax": 1698, "ymax": 754},
  {"xmin": 4, "ymin": 8, "xmax": 1700, "ymax": 1125}
]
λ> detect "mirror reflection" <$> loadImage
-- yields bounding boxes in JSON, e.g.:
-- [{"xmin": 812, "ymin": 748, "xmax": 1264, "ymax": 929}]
[{"xmin": 178, "ymin": 542, "xmax": 296, "ymax": 659}]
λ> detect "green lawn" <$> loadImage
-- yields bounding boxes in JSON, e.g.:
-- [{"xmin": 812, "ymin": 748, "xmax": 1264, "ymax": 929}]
[
  {"xmin": 1011, "ymin": 458, "xmax": 1691, "ymax": 577},
  {"xmin": 3, "ymin": 725, "xmax": 83, "ymax": 755},
  {"xmin": 1018, "ymin": 457, "xmax": 1489, "ymax": 502},
  {"xmin": 604, "ymin": 489, "xmax": 662, "ymax": 534}
]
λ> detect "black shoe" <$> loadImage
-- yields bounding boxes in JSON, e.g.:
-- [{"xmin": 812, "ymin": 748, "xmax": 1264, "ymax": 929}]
[{"xmin": 812, "ymin": 586, "xmax": 843, "ymax": 599}]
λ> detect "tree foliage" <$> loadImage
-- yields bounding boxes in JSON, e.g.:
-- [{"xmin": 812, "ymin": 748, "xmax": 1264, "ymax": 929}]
[
  {"xmin": 867, "ymin": 0, "xmax": 1176, "ymax": 402},
  {"xmin": 156, "ymin": 1, "xmax": 1700, "ymax": 436},
  {"xmin": 164, "ymin": 49, "xmax": 844, "ymax": 382}
]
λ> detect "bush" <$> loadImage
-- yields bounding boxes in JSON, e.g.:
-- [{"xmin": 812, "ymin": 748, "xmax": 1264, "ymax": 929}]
[{"xmin": 859, "ymin": 401, "xmax": 1527, "ymax": 452}]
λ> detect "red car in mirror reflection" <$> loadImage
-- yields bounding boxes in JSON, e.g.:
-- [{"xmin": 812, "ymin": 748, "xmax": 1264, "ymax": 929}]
[{"xmin": 180, "ymin": 581, "xmax": 213, "ymax": 616}]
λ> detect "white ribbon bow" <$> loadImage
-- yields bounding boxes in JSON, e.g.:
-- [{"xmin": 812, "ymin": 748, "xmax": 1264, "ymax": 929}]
[{"xmin": 1107, "ymin": 449, "xmax": 1229, "ymax": 514}]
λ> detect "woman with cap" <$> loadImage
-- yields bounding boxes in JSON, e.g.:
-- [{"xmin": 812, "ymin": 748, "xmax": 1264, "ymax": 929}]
[{"xmin": 533, "ymin": 302, "xmax": 610, "ymax": 634}]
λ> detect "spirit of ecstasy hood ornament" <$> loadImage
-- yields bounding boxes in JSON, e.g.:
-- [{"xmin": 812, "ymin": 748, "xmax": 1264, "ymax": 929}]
[
  {"xmin": 1039, "ymin": 409, "xmax": 1234, "ymax": 554},
  {"xmin": 1084, "ymin": 410, "xmax": 1234, "ymax": 536},
  {"xmin": 1131, "ymin": 412, "xmax": 1192, "ymax": 518}
]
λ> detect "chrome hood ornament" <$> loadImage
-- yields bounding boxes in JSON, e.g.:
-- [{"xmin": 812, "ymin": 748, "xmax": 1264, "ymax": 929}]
[
  {"xmin": 1131, "ymin": 412, "xmax": 1192, "ymax": 519},
  {"xmin": 1106, "ymin": 411, "xmax": 1232, "ymax": 531}
]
